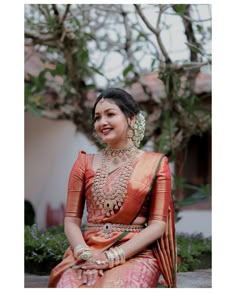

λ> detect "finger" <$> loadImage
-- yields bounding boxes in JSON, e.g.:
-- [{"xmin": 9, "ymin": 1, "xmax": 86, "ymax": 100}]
[
  {"xmin": 72, "ymin": 260, "xmax": 86, "ymax": 269},
  {"xmin": 82, "ymin": 271, "xmax": 88, "ymax": 284},
  {"xmin": 90, "ymin": 274, "xmax": 97, "ymax": 286},
  {"xmin": 86, "ymin": 270, "xmax": 94, "ymax": 286},
  {"xmin": 84, "ymin": 270, "xmax": 97, "ymax": 286},
  {"xmin": 76, "ymin": 259, "xmax": 95, "ymax": 269},
  {"xmin": 77, "ymin": 269, "xmax": 83, "ymax": 280},
  {"xmin": 81, "ymin": 264, "xmax": 94, "ymax": 270},
  {"xmin": 89, "ymin": 270, "xmax": 98, "ymax": 286},
  {"xmin": 86, "ymin": 270, "xmax": 92, "ymax": 286}
]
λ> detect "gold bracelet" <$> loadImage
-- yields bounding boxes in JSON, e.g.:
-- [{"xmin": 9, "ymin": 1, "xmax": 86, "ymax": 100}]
[
  {"xmin": 110, "ymin": 248, "xmax": 120, "ymax": 266},
  {"xmin": 74, "ymin": 244, "xmax": 89, "ymax": 255},
  {"xmin": 105, "ymin": 250, "xmax": 115, "ymax": 268},
  {"xmin": 115, "ymin": 246, "xmax": 126, "ymax": 264},
  {"xmin": 74, "ymin": 244, "xmax": 90, "ymax": 260}
]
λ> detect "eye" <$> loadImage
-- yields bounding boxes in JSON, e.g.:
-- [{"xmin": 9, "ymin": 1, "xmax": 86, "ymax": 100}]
[
  {"xmin": 107, "ymin": 112, "xmax": 115, "ymax": 117},
  {"xmin": 94, "ymin": 116, "xmax": 100, "ymax": 122}
]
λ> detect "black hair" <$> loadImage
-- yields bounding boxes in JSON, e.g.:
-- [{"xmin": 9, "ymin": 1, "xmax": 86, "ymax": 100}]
[{"xmin": 92, "ymin": 88, "xmax": 140, "ymax": 122}]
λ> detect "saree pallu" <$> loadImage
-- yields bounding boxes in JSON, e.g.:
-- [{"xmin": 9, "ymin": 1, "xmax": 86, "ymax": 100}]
[{"xmin": 48, "ymin": 151, "xmax": 177, "ymax": 288}]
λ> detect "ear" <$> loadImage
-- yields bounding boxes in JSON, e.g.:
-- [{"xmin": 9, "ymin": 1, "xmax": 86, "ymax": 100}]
[{"xmin": 128, "ymin": 115, "xmax": 136, "ymax": 128}]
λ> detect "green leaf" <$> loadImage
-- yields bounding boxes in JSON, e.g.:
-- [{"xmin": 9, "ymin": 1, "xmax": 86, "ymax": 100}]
[
  {"xmin": 86, "ymin": 83, "xmax": 96, "ymax": 89},
  {"xmin": 136, "ymin": 32, "xmax": 146, "ymax": 41},
  {"xmin": 25, "ymin": 85, "xmax": 32, "ymax": 102},
  {"xmin": 27, "ymin": 70, "xmax": 47, "ymax": 92},
  {"xmin": 49, "ymin": 63, "xmax": 65, "ymax": 76},
  {"xmin": 185, "ymin": 42, "xmax": 202, "ymax": 54},
  {"xmin": 151, "ymin": 58, "xmax": 158, "ymax": 71},
  {"xmin": 196, "ymin": 24, "xmax": 203, "ymax": 33},
  {"xmin": 123, "ymin": 64, "xmax": 134, "ymax": 77},
  {"xmin": 173, "ymin": 4, "xmax": 186, "ymax": 16},
  {"xmin": 77, "ymin": 47, "xmax": 89, "ymax": 64},
  {"xmin": 89, "ymin": 66, "xmax": 104, "ymax": 76},
  {"xmin": 25, "ymin": 104, "xmax": 42, "ymax": 117}
]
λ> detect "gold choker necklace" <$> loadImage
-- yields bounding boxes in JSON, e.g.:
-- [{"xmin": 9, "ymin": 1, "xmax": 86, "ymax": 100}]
[{"xmin": 103, "ymin": 145, "xmax": 138, "ymax": 165}]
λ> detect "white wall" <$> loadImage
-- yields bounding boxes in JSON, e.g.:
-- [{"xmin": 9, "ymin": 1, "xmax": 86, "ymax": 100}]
[
  {"xmin": 176, "ymin": 210, "xmax": 212, "ymax": 237},
  {"xmin": 25, "ymin": 113, "xmax": 97, "ymax": 228}
]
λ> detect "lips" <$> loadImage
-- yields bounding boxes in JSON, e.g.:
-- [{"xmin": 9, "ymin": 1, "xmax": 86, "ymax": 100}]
[{"xmin": 101, "ymin": 128, "xmax": 113, "ymax": 135}]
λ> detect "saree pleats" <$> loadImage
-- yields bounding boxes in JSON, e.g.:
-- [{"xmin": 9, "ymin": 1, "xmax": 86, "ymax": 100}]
[{"xmin": 153, "ymin": 205, "xmax": 177, "ymax": 287}]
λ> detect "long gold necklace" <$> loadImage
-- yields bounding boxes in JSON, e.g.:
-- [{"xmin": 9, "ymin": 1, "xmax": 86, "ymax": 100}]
[{"xmin": 92, "ymin": 145, "xmax": 138, "ymax": 216}]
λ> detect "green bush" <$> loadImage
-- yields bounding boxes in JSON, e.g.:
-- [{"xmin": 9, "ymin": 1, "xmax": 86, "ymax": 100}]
[
  {"xmin": 25, "ymin": 224, "xmax": 69, "ymax": 275},
  {"xmin": 176, "ymin": 233, "xmax": 211, "ymax": 272},
  {"xmin": 24, "ymin": 225, "xmax": 211, "ymax": 275}
]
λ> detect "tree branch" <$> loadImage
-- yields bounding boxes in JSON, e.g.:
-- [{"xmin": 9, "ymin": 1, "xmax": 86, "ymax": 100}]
[
  {"xmin": 52, "ymin": 4, "xmax": 60, "ymax": 19},
  {"xmin": 134, "ymin": 4, "xmax": 160, "ymax": 35},
  {"xmin": 25, "ymin": 30, "xmax": 59, "ymax": 47},
  {"xmin": 174, "ymin": 4, "xmax": 201, "ymax": 62},
  {"xmin": 60, "ymin": 4, "xmax": 71, "ymax": 24},
  {"xmin": 121, "ymin": 8, "xmax": 154, "ymax": 100},
  {"xmin": 37, "ymin": 4, "xmax": 49, "ymax": 20},
  {"xmin": 134, "ymin": 4, "xmax": 172, "ymax": 63}
]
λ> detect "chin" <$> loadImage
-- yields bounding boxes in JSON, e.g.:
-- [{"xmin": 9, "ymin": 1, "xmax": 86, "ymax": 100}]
[
  {"xmin": 102, "ymin": 137, "xmax": 118, "ymax": 145},
  {"xmin": 102, "ymin": 138, "xmax": 113, "ymax": 144}
]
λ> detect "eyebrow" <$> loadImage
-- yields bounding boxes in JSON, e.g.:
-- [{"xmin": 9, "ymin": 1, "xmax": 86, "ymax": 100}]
[{"xmin": 94, "ymin": 108, "xmax": 117, "ymax": 115}]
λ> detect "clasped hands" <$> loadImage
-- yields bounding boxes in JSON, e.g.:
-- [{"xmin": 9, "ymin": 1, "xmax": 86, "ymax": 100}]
[
  {"xmin": 72, "ymin": 252, "xmax": 109, "ymax": 286},
  {"xmin": 72, "ymin": 244, "xmax": 126, "ymax": 286}
]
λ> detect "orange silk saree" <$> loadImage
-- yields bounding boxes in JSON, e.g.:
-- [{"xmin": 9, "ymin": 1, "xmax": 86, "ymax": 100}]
[{"xmin": 48, "ymin": 151, "xmax": 176, "ymax": 288}]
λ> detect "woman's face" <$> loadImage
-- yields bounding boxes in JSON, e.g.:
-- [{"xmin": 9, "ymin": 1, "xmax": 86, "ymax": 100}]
[{"xmin": 94, "ymin": 99, "xmax": 133, "ymax": 148}]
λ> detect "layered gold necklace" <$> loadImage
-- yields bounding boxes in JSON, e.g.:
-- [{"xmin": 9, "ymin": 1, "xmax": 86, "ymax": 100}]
[{"xmin": 92, "ymin": 145, "xmax": 138, "ymax": 217}]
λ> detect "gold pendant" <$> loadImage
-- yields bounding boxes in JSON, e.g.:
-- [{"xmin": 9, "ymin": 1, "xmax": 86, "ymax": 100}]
[{"xmin": 104, "ymin": 199, "xmax": 114, "ymax": 210}]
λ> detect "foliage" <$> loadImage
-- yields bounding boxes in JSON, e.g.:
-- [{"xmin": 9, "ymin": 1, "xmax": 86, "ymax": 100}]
[
  {"xmin": 177, "ymin": 233, "xmax": 211, "ymax": 272},
  {"xmin": 25, "ymin": 224, "xmax": 69, "ymax": 275},
  {"xmin": 24, "ymin": 4, "xmax": 212, "ymax": 159},
  {"xmin": 172, "ymin": 176, "xmax": 211, "ymax": 222},
  {"xmin": 154, "ymin": 71, "xmax": 211, "ymax": 160},
  {"xmin": 24, "ymin": 224, "xmax": 211, "ymax": 275}
]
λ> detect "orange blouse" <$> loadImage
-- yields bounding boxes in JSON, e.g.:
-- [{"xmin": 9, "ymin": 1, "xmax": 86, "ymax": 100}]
[{"xmin": 65, "ymin": 151, "xmax": 172, "ymax": 224}]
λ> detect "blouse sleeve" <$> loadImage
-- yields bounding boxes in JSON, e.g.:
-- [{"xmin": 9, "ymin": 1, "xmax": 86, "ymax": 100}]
[
  {"xmin": 148, "ymin": 156, "xmax": 172, "ymax": 223},
  {"xmin": 65, "ymin": 151, "xmax": 86, "ymax": 218}
]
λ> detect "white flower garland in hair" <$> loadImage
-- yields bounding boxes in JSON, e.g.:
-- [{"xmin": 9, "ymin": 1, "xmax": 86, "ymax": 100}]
[{"xmin": 132, "ymin": 111, "xmax": 146, "ymax": 147}]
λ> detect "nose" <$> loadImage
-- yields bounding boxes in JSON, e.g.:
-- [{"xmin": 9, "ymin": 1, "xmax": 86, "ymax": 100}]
[{"xmin": 99, "ymin": 116, "xmax": 108, "ymax": 126}]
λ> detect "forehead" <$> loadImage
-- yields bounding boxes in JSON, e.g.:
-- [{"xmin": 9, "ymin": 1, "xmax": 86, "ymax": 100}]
[{"xmin": 95, "ymin": 99, "xmax": 120, "ymax": 114}]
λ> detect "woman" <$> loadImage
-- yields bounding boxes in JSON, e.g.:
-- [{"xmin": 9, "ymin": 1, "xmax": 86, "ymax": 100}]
[{"xmin": 48, "ymin": 88, "xmax": 176, "ymax": 288}]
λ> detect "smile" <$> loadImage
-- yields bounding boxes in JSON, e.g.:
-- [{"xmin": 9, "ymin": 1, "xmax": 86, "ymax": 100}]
[{"xmin": 101, "ymin": 128, "xmax": 113, "ymax": 135}]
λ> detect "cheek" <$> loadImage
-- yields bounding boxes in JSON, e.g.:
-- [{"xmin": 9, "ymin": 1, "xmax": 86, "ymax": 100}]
[
  {"xmin": 123, "ymin": 125, "xmax": 130, "ymax": 135},
  {"xmin": 94, "ymin": 123, "xmax": 99, "ymax": 133},
  {"xmin": 119, "ymin": 122, "xmax": 129, "ymax": 135}
]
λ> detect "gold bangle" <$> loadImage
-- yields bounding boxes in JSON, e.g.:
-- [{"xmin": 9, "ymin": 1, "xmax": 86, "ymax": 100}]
[
  {"xmin": 110, "ymin": 248, "xmax": 120, "ymax": 266},
  {"xmin": 105, "ymin": 250, "xmax": 115, "ymax": 268},
  {"xmin": 115, "ymin": 246, "xmax": 126, "ymax": 264},
  {"xmin": 74, "ymin": 244, "xmax": 90, "ymax": 259}
]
